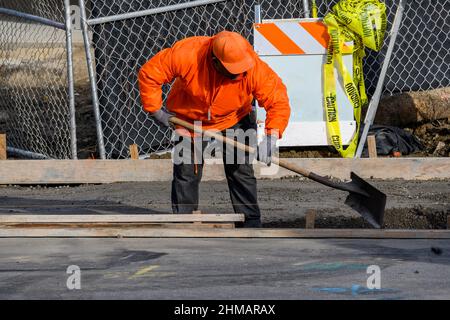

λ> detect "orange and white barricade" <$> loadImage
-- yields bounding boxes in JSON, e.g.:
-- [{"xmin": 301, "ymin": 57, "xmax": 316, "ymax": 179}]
[{"xmin": 253, "ymin": 19, "xmax": 356, "ymax": 147}]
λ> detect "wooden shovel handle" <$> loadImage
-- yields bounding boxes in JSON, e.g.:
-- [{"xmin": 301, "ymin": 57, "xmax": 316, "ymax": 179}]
[{"xmin": 169, "ymin": 116, "xmax": 312, "ymax": 178}]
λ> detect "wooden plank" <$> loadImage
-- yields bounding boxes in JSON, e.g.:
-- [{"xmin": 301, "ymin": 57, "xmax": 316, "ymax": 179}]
[
  {"xmin": 0, "ymin": 134, "xmax": 6, "ymax": 160},
  {"xmin": 0, "ymin": 158, "xmax": 450, "ymax": 184},
  {"xmin": 129, "ymin": 144, "xmax": 139, "ymax": 160},
  {"xmin": 367, "ymin": 135, "xmax": 377, "ymax": 158},
  {"xmin": 252, "ymin": 158, "xmax": 450, "ymax": 181},
  {"xmin": 0, "ymin": 204, "xmax": 137, "ymax": 208},
  {"xmin": 192, "ymin": 210, "xmax": 202, "ymax": 225},
  {"xmin": 0, "ymin": 223, "xmax": 235, "ymax": 229},
  {"xmin": 0, "ymin": 214, "xmax": 245, "ymax": 223},
  {"xmin": 0, "ymin": 228, "xmax": 449, "ymax": 239},
  {"xmin": 305, "ymin": 210, "xmax": 316, "ymax": 229}
]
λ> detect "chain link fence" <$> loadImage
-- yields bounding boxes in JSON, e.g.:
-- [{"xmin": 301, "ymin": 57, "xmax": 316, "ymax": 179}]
[
  {"xmin": 0, "ymin": 1, "xmax": 448, "ymax": 159},
  {"xmin": 383, "ymin": 0, "xmax": 449, "ymax": 93},
  {"xmin": 83, "ymin": 0, "xmax": 309, "ymax": 159},
  {"xmin": 0, "ymin": 0, "xmax": 76, "ymax": 159},
  {"xmin": 82, "ymin": 0, "xmax": 303, "ymax": 159},
  {"xmin": 81, "ymin": 0, "xmax": 449, "ymax": 159}
]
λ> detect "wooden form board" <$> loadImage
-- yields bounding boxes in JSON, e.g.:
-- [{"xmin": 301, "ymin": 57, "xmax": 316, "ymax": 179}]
[
  {"xmin": 0, "ymin": 134, "xmax": 6, "ymax": 160},
  {"xmin": 0, "ymin": 223, "xmax": 236, "ymax": 229},
  {"xmin": 129, "ymin": 144, "xmax": 139, "ymax": 160},
  {"xmin": 0, "ymin": 214, "xmax": 245, "ymax": 223},
  {"xmin": 0, "ymin": 227, "xmax": 449, "ymax": 239},
  {"xmin": 367, "ymin": 135, "xmax": 377, "ymax": 158},
  {"xmin": 305, "ymin": 210, "xmax": 316, "ymax": 229},
  {"xmin": 0, "ymin": 158, "xmax": 449, "ymax": 184}
]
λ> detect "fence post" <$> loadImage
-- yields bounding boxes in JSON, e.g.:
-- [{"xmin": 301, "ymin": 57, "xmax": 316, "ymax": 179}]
[
  {"xmin": 78, "ymin": 0, "xmax": 107, "ymax": 159},
  {"xmin": 64, "ymin": 0, "xmax": 78, "ymax": 159},
  {"xmin": 302, "ymin": 0, "xmax": 310, "ymax": 18},
  {"xmin": 255, "ymin": 4, "xmax": 261, "ymax": 23}
]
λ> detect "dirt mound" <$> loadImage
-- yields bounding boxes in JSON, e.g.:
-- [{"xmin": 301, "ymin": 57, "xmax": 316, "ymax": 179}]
[
  {"xmin": 407, "ymin": 119, "xmax": 450, "ymax": 156},
  {"xmin": 375, "ymin": 87, "xmax": 450, "ymax": 127},
  {"xmin": 375, "ymin": 87, "xmax": 450, "ymax": 157}
]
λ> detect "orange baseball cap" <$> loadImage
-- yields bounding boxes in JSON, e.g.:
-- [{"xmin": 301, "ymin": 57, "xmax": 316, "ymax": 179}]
[{"xmin": 212, "ymin": 31, "xmax": 255, "ymax": 74}]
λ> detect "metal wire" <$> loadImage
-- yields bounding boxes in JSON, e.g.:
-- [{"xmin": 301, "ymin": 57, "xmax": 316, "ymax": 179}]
[
  {"xmin": 80, "ymin": 0, "xmax": 449, "ymax": 159},
  {"xmin": 2, "ymin": 1, "xmax": 447, "ymax": 159},
  {"xmin": 0, "ymin": 0, "xmax": 76, "ymax": 159},
  {"xmin": 82, "ymin": 0, "xmax": 307, "ymax": 159}
]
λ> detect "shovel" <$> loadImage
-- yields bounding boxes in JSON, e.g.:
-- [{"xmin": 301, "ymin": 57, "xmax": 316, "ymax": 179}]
[{"xmin": 169, "ymin": 116, "xmax": 386, "ymax": 228}]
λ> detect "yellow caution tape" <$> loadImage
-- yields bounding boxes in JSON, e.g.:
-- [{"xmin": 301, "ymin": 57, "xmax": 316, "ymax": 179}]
[
  {"xmin": 312, "ymin": 0, "xmax": 318, "ymax": 18},
  {"xmin": 323, "ymin": 0, "xmax": 386, "ymax": 157}
]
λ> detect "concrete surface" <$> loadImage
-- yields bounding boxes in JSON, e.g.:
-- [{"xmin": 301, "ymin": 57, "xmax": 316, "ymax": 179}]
[
  {"xmin": 0, "ymin": 238, "xmax": 449, "ymax": 299},
  {"xmin": 0, "ymin": 179, "xmax": 449, "ymax": 299}
]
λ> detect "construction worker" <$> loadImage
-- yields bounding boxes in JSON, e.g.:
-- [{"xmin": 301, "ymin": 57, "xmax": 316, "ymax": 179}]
[{"xmin": 138, "ymin": 31, "xmax": 290, "ymax": 228}]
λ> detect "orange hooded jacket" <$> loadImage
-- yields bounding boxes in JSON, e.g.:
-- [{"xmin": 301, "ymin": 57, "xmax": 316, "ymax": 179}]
[{"xmin": 138, "ymin": 35, "xmax": 290, "ymax": 137}]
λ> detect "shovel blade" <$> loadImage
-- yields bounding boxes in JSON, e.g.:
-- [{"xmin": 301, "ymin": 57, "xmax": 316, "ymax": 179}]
[{"xmin": 344, "ymin": 172, "xmax": 386, "ymax": 228}]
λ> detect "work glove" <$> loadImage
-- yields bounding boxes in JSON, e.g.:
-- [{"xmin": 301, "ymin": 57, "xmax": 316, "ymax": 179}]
[
  {"xmin": 150, "ymin": 108, "xmax": 174, "ymax": 127},
  {"xmin": 257, "ymin": 133, "xmax": 278, "ymax": 166}
]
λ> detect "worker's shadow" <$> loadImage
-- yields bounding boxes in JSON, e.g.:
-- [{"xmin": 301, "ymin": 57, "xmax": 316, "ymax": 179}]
[{"xmin": 0, "ymin": 196, "xmax": 167, "ymax": 215}]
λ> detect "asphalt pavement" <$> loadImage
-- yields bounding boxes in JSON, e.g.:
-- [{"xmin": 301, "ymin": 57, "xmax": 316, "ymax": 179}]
[{"xmin": 0, "ymin": 238, "xmax": 449, "ymax": 299}]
